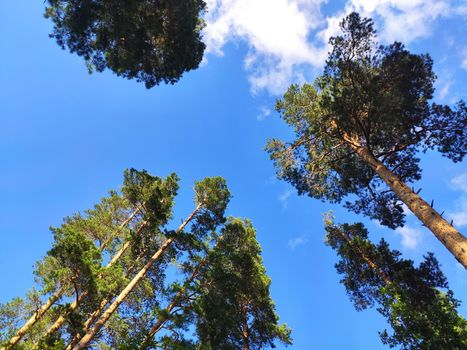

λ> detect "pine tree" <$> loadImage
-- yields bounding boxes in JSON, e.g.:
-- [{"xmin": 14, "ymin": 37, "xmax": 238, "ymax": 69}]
[
  {"xmin": 266, "ymin": 12, "xmax": 467, "ymax": 266},
  {"xmin": 1, "ymin": 169, "xmax": 178, "ymax": 349},
  {"xmin": 71, "ymin": 177, "xmax": 231, "ymax": 349},
  {"xmin": 325, "ymin": 218, "xmax": 467, "ymax": 349},
  {"xmin": 44, "ymin": 0, "xmax": 207, "ymax": 88},
  {"xmin": 195, "ymin": 218, "xmax": 292, "ymax": 350}
]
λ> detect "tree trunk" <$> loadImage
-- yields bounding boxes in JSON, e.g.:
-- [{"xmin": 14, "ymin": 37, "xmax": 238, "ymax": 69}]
[
  {"xmin": 72, "ymin": 203, "xmax": 202, "ymax": 350},
  {"xmin": 141, "ymin": 259, "xmax": 206, "ymax": 348},
  {"xmin": 353, "ymin": 144, "xmax": 467, "ymax": 268},
  {"xmin": 338, "ymin": 228, "xmax": 392, "ymax": 285},
  {"xmin": 43, "ymin": 220, "xmax": 147, "ymax": 340},
  {"xmin": 2, "ymin": 286, "xmax": 64, "ymax": 350},
  {"xmin": 64, "ymin": 257, "xmax": 144, "ymax": 350},
  {"xmin": 3, "ymin": 209, "xmax": 139, "ymax": 350},
  {"xmin": 242, "ymin": 304, "xmax": 249, "ymax": 350}
]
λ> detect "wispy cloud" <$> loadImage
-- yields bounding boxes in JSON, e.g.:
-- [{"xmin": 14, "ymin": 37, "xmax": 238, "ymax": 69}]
[
  {"xmin": 437, "ymin": 77, "xmax": 453, "ymax": 100},
  {"xmin": 257, "ymin": 105, "xmax": 271, "ymax": 121},
  {"xmin": 450, "ymin": 173, "xmax": 467, "ymax": 193},
  {"xmin": 447, "ymin": 173, "xmax": 467, "ymax": 228},
  {"xmin": 395, "ymin": 225, "xmax": 422, "ymax": 249},
  {"xmin": 288, "ymin": 235, "xmax": 309, "ymax": 250},
  {"xmin": 279, "ymin": 189, "xmax": 293, "ymax": 208}
]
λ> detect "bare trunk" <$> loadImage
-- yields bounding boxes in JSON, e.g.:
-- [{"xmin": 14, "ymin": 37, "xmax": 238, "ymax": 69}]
[
  {"xmin": 2, "ymin": 287, "xmax": 63, "ymax": 350},
  {"xmin": 242, "ymin": 304, "xmax": 249, "ymax": 350},
  {"xmin": 72, "ymin": 203, "xmax": 202, "ymax": 350},
  {"xmin": 64, "ymin": 297, "xmax": 109, "ymax": 350},
  {"xmin": 43, "ymin": 218, "xmax": 146, "ymax": 340},
  {"xmin": 338, "ymin": 228, "xmax": 392, "ymax": 285},
  {"xmin": 352, "ymin": 144, "xmax": 467, "ymax": 268},
  {"xmin": 141, "ymin": 259, "xmax": 205, "ymax": 348},
  {"xmin": 3, "ymin": 209, "xmax": 139, "ymax": 350}
]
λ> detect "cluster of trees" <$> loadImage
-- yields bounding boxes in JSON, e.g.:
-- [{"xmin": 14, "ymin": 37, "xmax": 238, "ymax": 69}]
[
  {"xmin": 0, "ymin": 169, "xmax": 291, "ymax": 349},
  {"xmin": 2, "ymin": 3, "xmax": 467, "ymax": 349}
]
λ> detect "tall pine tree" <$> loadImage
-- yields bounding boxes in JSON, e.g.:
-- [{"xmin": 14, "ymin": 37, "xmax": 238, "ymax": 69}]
[
  {"xmin": 325, "ymin": 218, "xmax": 467, "ymax": 349},
  {"xmin": 267, "ymin": 12, "xmax": 467, "ymax": 266}
]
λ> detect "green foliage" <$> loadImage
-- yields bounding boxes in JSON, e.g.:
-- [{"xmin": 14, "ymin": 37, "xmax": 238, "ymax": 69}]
[
  {"xmin": 325, "ymin": 220, "xmax": 467, "ymax": 349},
  {"xmin": 267, "ymin": 12, "xmax": 467, "ymax": 229},
  {"xmin": 2, "ymin": 171, "xmax": 291, "ymax": 350},
  {"xmin": 196, "ymin": 218, "xmax": 292, "ymax": 350},
  {"xmin": 44, "ymin": 0, "xmax": 207, "ymax": 88},
  {"xmin": 123, "ymin": 168, "xmax": 179, "ymax": 226},
  {"xmin": 190, "ymin": 177, "xmax": 231, "ymax": 238},
  {"xmin": 0, "ymin": 289, "xmax": 63, "ymax": 349}
]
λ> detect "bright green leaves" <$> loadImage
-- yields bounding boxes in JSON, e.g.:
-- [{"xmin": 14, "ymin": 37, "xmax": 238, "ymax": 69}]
[
  {"xmin": 3, "ymin": 170, "xmax": 291, "ymax": 349},
  {"xmin": 191, "ymin": 177, "xmax": 231, "ymax": 237},
  {"xmin": 44, "ymin": 0, "xmax": 207, "ymax": 88},
  {"xmin": 48, "ymin": 226, "xmax": 103, "ymax": 297},
  {"xmin": 325, "ymin": 220, "xmax": 467, "ymax": 349},
  {"xmin": 123, "ymin": 168, "xmax": 179, "ymax": 227}
]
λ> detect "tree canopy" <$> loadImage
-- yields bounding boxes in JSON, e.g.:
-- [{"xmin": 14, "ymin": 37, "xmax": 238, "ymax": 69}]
[
  {"xmin": 267, "ymin": 12, "xmax": 467, "ymax": 266},
  {"xmin": 0, "ymin": 170, "xmax": 291, "ymax": 350},
  {"xmin": 325, "ymin": 218, "xmax": 467, "ymax": 349},
  {"xmin": 44, "ymin": 0, "xmax": 207, "ymax": 88},
  {"xmin": 195, "ymin": 218, "xmax": 292, "ymax": 350}
]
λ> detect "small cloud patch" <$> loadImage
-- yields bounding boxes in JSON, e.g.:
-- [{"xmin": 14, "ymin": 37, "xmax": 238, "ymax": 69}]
[
  {"xmin": 395, "ymin": 225, "xmax": 422, "ymax": 250},
  {"xmin": 279, "ymin": 189, "xmax": 293, "ymax": 208},
  {"xmin": 288, "ymin": 235, "xmax": 309, "ymax": 250},
  {"xmin": 257, "ymin": 106, "xmax": 271, "ymax": 121}
]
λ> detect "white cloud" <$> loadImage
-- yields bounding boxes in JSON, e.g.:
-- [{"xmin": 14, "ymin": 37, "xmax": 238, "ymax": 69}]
[
  {"xmin": 288, "ymin": 234, "xmax": 309, "ymax": 250},
  {"xmin": 448, "ymin": 205, "xmax": 467, "ymax": 228},
  {"xmin": 257, "ymin": 105, "xmax": 271, "ymax": 121},
  {"xmin": 437, "ymin": 78, "xmax": 452, "ymax": 100},
  {"xmin": 279, "ymin": 189, "xmax": 293, "ymax": 208},
  {"xmin": 347, "ymin": 0, "xmax": 451, "ymax": 43},
  {"xmin": 450, "ymin": 173, "xmax": 467, "ymax": 193},
  {"xmin": 204, "ymin": 0, "xmax": 329, "ymax": 94},
  {"xmin": 395, "ymin": 225, "xmax": 422, "ymax": 249},
  {"xmin": 204, "ymin": 0, "xmax": 455, "ymax": 94},
  {"xmin": 446, "ymin": 173, "xmax": 467, "ymax": 228},
  {"xmin": 461, "ymin": 47, "xmax": 467, "ymax": 71}
]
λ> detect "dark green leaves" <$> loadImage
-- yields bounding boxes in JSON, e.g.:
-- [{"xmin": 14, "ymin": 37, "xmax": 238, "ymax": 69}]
[
  {"xmin": 267, "ymin": 12, "xmax": 467, "ymax": 229},
  {"xmin": 325, "ymin": 220, "xmax": 467, "ymax": 349},
  {"xmin": 45, "ymin": 0, "xmax": 207, "ymax": 88},
  {"xmin": 196, "ymin": 218, "xmax": 292, "ymax": 350}
]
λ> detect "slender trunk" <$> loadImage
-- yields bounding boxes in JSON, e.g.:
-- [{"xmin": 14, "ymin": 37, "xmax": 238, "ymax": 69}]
[
  {"xmin": 72, "ymin": 203, "xmax": 202, "ymax": 350},
  {"xmin": 338, "ymin": 228, "xmax": 392, "ymax": 285},
  {"xmin": 64, "ymin": 298, "xmax": 109, "ymax": 350},
  {"xmin": 64, "ymin": 257, "xmax": 144, "ymax": 350},
  {"xmin": 3, "ymin": 209, "xmax": 138, "ymax": 350},
  {"xmin": 352, "ymin": 144, "xmax": 467, "ymax": 268},
  {"xmin": 42, "ymin": 217, "xmax": 145, "ymax": 340},
  {"xmin": 140, "ymin": 260, "xmax": 205, "ymax": 348},
  {"xmin": 1, "ymin": 286, "xmax": 64, "ymax": 350},
  {"xmin": 242, "ymin": 304, "xmax": 249, "ymax": 350}
]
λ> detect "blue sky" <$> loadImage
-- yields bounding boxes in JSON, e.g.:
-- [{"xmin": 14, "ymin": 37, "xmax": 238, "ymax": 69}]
[{"xmin": 1, "ymin": 1, "xmax": 467, "ymax": 349}]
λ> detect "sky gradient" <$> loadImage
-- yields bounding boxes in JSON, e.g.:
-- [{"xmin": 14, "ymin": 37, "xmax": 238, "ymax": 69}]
[{"xmin": 1, "ymin": 1, "xmax": 467, "ymax": 349}]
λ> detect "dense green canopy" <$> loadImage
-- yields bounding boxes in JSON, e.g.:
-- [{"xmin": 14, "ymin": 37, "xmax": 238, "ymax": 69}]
[
  {"xmin": 325, "ymin": 219, "xmax": 467, "ymax": 349},
  {"xmin": 45, "ymin": 0, "xmax": 207, "ymax": 88},
  {"xmin": 195, "ymin": 218, "xmax": 292, "ymax": 350},
  {"xmin": 0, "ymin": 170, "xmax": 291, "ymax": 350},
  {"xmin": 267, "ymin": 12, "xmax": 466, "ymax": 228},
  {"xmin": 267, "ymin": 12, "xmax": 467, "ymax": 266}
]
